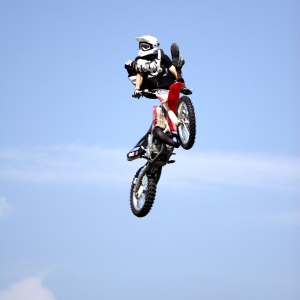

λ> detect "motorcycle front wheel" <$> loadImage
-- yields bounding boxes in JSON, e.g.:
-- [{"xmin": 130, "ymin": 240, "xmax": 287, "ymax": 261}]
[
  {"xmin": 177, "ymin": 96, "xmax": 196, "ymax": 150},
  {"xmin": 130, "ymin": 167, "xmax": 157, "ymax": 217}
]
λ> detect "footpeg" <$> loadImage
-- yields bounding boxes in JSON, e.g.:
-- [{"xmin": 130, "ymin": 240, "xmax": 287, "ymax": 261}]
[{"xmin": 168, "ymin": 160, "xmax": 176, "ymax": 164}]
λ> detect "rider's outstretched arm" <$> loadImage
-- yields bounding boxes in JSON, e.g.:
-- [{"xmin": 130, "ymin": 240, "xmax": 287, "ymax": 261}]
[
  {"xmin": 135, "ymin": 72, "xmax": 143, "ymax": 90},
  {"xmin": 132, "ymin": 72, "xmax": 144, "ymax": 98}
]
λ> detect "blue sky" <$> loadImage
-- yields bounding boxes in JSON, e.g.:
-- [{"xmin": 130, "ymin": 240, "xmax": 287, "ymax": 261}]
[{"xmin": 0, "ymin": 0, "xmax": 299, "ymax": 299}]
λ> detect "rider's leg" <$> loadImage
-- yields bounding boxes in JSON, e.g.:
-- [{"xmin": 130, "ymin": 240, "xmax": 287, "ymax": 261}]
[
  {"xmin": 157, "ymin": 72, "xmax": 177, "ymax": 89},
  {"xmin": 170, "ymin": 43, "xmax": 185, "ymax": 69},
  {"xmin": 170, "ymin": 43, "xmax": 192, "ymax": 95}
]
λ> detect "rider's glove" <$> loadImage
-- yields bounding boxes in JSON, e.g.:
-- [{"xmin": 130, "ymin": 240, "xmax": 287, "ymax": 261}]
[
  {"xmin": 181, "ymin": 87, "xmax": 193, "ymax": 95},
  {"xmin": 125, "ymin": 60, "xmax": 136, "ymax": 70},
  {"xmin": 132, "ymin": 88, "xmax": 142, "ymax": 99}
]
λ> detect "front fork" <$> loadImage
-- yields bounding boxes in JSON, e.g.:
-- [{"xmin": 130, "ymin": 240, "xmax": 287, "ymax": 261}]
[{"xmin": 133, "ymin": 163, "xmax": 150, "ymax": 194}]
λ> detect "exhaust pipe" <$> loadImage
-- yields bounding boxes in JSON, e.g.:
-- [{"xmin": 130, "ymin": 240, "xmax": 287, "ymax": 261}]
[{"xmin": 152, "ymin": 127, "xmax": 179, "ymax": 148}]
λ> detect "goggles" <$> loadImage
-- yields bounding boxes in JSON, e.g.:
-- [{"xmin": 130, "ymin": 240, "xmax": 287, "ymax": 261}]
[{"xmin": 139, "ymin": 42, "xmax": 153, "ymax": 51}]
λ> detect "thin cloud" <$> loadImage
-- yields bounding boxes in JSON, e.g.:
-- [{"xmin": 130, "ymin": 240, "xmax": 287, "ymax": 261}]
[
  {"xmin": 0, "ymin": 277, "xmax": 56, "ymax": 300},
  {"xmin": 0, "ymin": 145, "xmax": 299, "ymax": 191},
  {"xmin": 163, "ymin": 151, "xmax": 300, "ymax": 191},
  {"xmin": 0, "ymin": 197, "xmax": 13, "ymax": 221},
  {"xmin": 0, "ymin": 144, "xmax": 130, "ymax": 184}
]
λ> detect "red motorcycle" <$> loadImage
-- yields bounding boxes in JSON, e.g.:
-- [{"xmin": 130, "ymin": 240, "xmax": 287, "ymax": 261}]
[{"xmin": 129, "ymin": 82, "xmax": 196, "ymax": 217}]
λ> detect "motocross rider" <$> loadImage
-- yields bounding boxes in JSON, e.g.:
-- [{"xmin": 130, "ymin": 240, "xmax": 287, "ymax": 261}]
[{"xmin": 125, "ymin": 35, "xmax": 192, "ymax": 161}]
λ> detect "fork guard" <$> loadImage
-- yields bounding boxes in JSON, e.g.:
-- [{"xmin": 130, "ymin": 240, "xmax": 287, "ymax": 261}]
[{"xmin": 152, "ymin": 127, "xmax": 179, "ymax": 148}]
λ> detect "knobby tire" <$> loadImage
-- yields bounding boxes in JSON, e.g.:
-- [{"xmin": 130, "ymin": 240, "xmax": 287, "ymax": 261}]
[
  {"xmin": 177, "ymin": 96, "xmax": 196, "ymax": 150},
  {"xmin": 130, "ymin": 167, "xmax": 157, "ymax": 218}
]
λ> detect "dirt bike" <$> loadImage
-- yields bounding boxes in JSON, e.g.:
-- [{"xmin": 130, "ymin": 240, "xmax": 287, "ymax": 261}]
[{"xmin": 129, "ymin": 81, "xmax": 196, "ymax": 217}]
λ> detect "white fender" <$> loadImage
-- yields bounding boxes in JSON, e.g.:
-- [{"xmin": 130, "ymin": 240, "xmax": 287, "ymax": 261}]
[{"xmin": 167, "ymin": 110, "xmax": 179, "ymax": 126}]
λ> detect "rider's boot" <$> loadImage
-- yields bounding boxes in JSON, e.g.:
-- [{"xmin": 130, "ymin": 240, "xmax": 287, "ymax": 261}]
[
  {"xmin": 171, "ymin": 43, "xmax": 192, "ymax": 95},
  {"xmin": 171, "ymin": 43, "xmax": 185, "ymax": 69},
  {"xmin": 127, "ymin": 135, "xmax": 148, "ymax": 161}
]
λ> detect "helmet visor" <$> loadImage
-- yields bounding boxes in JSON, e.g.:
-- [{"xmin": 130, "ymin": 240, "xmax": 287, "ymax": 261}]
[{"xmin": 139, "ymin": 42, "xmax": 153, "ymax": 51}]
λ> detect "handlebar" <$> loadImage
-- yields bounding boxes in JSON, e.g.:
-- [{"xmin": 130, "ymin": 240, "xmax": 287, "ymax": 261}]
[{"xmin": 141, "ymin": 90, "xmax": 158, "ymax": 99}]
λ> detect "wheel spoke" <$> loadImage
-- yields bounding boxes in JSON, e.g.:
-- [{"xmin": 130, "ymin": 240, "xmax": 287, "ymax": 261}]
[
  {"xmin": 132, "ymin": 170, "xmax": 149, "ymax": 210},
  {"xmin": 130, "ymin": 167, "xmax": 157, "ymax": 217},
  {"xmin": 176, "ymin": 96, "xmax": 196, "ymax": 150}
]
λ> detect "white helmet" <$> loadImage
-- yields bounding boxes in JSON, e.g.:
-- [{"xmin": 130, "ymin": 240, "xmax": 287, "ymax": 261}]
[{"xmin": 135, "ymin": 35, "xmax": 160, "ymax": 57}]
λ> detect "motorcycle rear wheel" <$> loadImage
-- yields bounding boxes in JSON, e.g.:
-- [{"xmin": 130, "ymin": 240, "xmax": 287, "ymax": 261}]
[
  {"xmin": 177, "ymin": 96, "xmax": 196, "ymax": 150},
  {"xmin": 130, "ymin": 167, "xmax": 157, "ymax": 217},
  {"xmin": 153, "ymin": 166, "xmax": 162, "ymax": 184}
]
